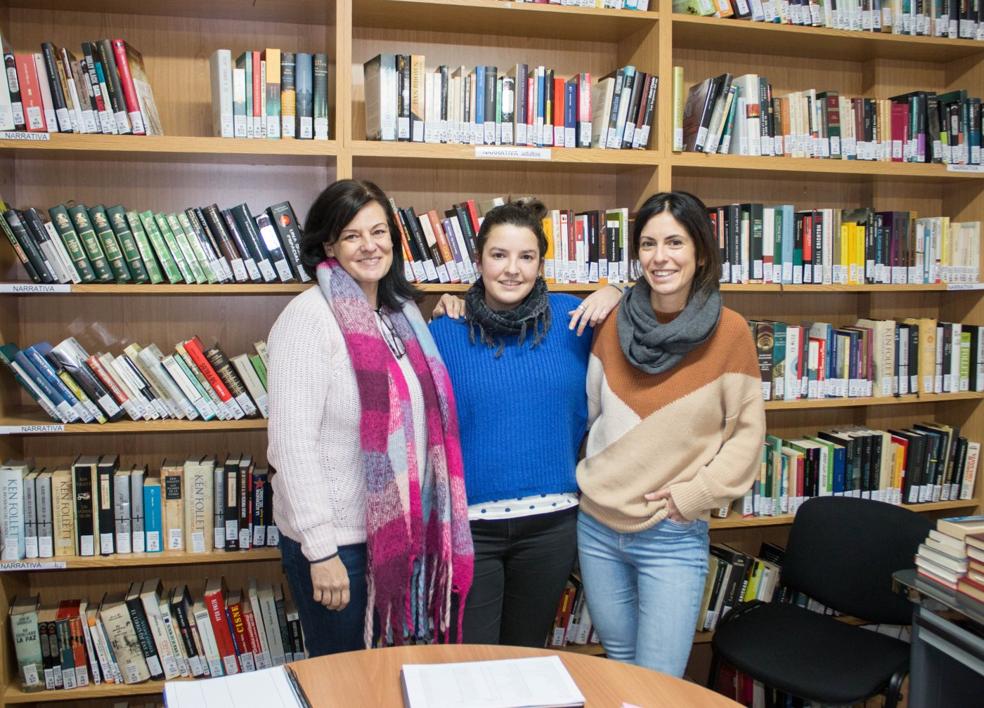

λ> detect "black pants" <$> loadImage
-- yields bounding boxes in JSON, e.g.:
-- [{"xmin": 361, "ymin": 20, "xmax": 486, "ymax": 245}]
[{"xmin": 462, "ymin": 506, "xmax": 578, "ymax": 647}]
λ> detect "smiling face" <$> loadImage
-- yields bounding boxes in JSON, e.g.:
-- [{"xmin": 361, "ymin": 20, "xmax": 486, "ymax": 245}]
[
  {"xmin": 477, "ymin": 223, "xmax": 542, "ymax": 311},
  {"xmin": 638, "ymin": 211, "xmax": 698, "ymax": 314},
  {"xmin": 324, "ymin": 201, "xmax": 393, "ymax": 306}
]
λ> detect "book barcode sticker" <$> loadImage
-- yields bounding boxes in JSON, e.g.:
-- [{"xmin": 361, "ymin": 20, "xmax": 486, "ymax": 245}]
[
  {"xmin": 80, "ymin": 536, "xmax": 94, "ymax": 556},
  {"xmin": 474, "ymin": 146, "xmax": 551, "ymax": 161},
  {"xmin": 214, "ymin": 528, "xmax": 225, "ymax": 550},
  {"xmin": 230, "ymin": 258, "xmax": 248, "ymax": 281},
  {"xmin": 100, "ymin": 533, "xmax": 114, "ymax": 555},
  {"xmin": 168, "ymin": 529, "xmax": 182, "ymax": 550},
  {"xmin": 222, "ymin": 655, "xmax": 239, "ymax": 674},
  {"xmin": 226, "ymin": 520, "xmax": 238, "ymax": 541},
  {"xmin": 62, "ymin": 668, "xmax": 77, "ymax": 690},
  {"xmin": 116, "ymin": 534, "xmax": 132, "ymax": 554},
  {"xmin": 257, "ymin": 259, "xmax": 277, "ymax": 282},
  {"xmin": 22, "ymin": 664, "xmax": 40, "ymax": 687},
  {"xmin": 191, "ymin": 531, "xmax": 205, "ymax": 553},
  {"xmin": 0, "ymin": 283, "xmax": 71, "ymax": 293},
  {"xmin": 146, "ymin": 530, "xmax": 161, "ymax": 552},
  {"xmin": 147, "ymin": 656, "xmax": 163, "ymax": 677},
  {"xmin": 273, "ymin": 260, "xmax": 294, "ymax": 282},
  {"xmin": 238, "ymin": 529, "xmax": 251, "ymax": 548},
  {"xmin": 0, "ymin": 130, "xmax": 50, "ymax": 141},
  {"xmin": 0, "ymin": 559, "xmax": 66, "ymax": 571},
  {"xmin": 38, "ymin": 538, "xmax": 53, "ymax": 557},
  {"xmin": 266, "ymin": 526, "xmax": 280, "ymax": 546}
]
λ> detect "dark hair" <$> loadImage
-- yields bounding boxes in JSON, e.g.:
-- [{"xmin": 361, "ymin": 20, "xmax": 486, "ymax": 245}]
[
  {"xmin": 631, "ymin": 191, "xmax": 720, "ymax": 301},
  {"xmin": 299, "ymin": 179, "xmax": 420, "ymax": 308},
  {"xmin": 475, "ymin": 198, "xmax": 549, "ymax": 259}
]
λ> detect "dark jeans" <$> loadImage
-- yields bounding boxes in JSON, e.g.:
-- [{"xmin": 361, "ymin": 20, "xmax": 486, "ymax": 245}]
[
  {"xmin": 463, "ymin": 506, "xmax": 578, "ymax": 647},
  {"xmin": 280, "ymin": 536, "xmax": 368, "ymax": 656}
]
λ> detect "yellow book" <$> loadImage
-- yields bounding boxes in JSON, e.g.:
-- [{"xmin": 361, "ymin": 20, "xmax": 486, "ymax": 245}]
[
  {"xmin": 542, "ymin": 215, "xmax": 555, "ymax": 283},
  {"xmin": 672, "ymin": 66, "xmax": 685, "ymax": 152}
]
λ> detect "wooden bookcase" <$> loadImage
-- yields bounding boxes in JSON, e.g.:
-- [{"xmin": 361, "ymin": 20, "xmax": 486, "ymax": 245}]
[{"xmin": 0, "ymin": 0, "xmax": 982, "ymax": 703}]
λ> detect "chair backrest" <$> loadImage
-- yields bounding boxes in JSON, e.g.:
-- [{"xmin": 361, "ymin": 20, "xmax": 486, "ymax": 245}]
[{"xmin": 780, "ymin": 496, "xmax": 932, "ymax": 625}]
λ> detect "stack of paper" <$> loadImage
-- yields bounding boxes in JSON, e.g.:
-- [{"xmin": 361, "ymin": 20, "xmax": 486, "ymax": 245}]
[
  {"xmin": 400, "ymin": 655, "xmax": 586, "ymax": 708},
  {"xmin": 163, "ymin": 665, "xmax": 308, "ymax": 708}
]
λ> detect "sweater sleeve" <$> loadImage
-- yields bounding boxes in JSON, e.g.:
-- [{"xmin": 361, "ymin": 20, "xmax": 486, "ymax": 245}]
[
  {"xmin": 266, "ymin": 299, "xmax": 340, "ymax": 561},
  {"xmin": 669, "ymin": 384, "xmax": 766, "ymax": 521}
]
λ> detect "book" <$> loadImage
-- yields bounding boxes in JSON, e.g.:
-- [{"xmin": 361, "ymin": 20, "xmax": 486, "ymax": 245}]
[
  {"xmin": 9, "ymin": 594, "xmax": 44, "ymax": 691},
  {"xmin": 161, "ymin": 459, "xmax": 184, "ymax": 552},
  {"xmin": 937, "ymin": 514, "xmax": 984, "ymax": 540}
]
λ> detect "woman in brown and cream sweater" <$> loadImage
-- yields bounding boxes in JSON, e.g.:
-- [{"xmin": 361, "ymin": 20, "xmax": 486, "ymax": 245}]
[{"xmin": 576, "ymin": 191, "xmax": 766, "ymax": 677}]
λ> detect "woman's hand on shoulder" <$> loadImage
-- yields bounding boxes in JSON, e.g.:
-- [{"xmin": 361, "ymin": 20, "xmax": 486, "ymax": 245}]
[
  {"xmin": 644, "ymin": 488, "xmax": 687, "ymax": 522},
  {"xmin": 310, "ymin": 554, "xmax": 350, "ymax": 610},
  {"xmin": 568, "ymin": 284, "xmax": 622, "ymax": 336},
  {"xmin": 431, "ymin": 293, "xmax": 466, "ymax": 321}
]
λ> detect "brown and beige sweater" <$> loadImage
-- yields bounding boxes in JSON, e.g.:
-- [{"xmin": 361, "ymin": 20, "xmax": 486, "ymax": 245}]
[{"xmin": 576, "ymin": 305, "xmax": 766, "ymax": 532}]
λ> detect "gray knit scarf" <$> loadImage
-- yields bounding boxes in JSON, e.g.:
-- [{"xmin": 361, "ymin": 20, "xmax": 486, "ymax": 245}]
[
  {"xmin": 617, "ymin": 279, "xmax": 721, "ymax": 374},
  {"xmin": 465, "ymin": 276, "xmax": 551, "ymax": 357}
]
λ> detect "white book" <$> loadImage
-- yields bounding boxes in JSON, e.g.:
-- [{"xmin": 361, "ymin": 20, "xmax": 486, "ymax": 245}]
[
  {"xmin": 22, "ymin": 470, "xmax": 38, "ymax": 558},
  {"xmin": 257, "ymin": 583, "xmax": 287, "ymax": 667},
  {"xmin": 0, "ymin": 462, "xmax": 27, "ymax": 560},
  {"xmin": 192, "ymin": 599, "xmax": 225, "ymax": 677},
  {"xmin": 231, "ymin": 354, "xmax": 269, "ymax": 418},
  {"xmin": 35, "ymin": 470, "xmax": 53, "ymax": 558},
  {"xmin": 158, "ymin": 596, "xmax": 191, "ymax": 677},
  {"xmin": 210, "ymin": 49, "xmax": 234, "ymax": 138},
  {"xmin": 139, "ymin": 580, "xmax": 182, "ymax": 679},
  {"xmin": 33, "ymin": 53, "xmax": 57, "ymax": 133},
  {"xmin": 247, "ymin": 582, "xmax": 273, "ymax": 669}
]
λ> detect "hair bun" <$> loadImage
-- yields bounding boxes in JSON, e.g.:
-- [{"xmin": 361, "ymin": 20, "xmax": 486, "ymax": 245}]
[{"xmin": 510, "ymin": 197, "xmax": 547, "ymax": 222}]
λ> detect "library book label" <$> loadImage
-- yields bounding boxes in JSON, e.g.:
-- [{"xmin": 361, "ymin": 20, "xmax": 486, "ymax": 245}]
[
  {"xmin": 475, "ymin": 146, "xmax": 552, "ymax": 161},
  {"xmin": 0, "ymin": 131, "xmax": 50, "ymax": 141},
  {"xmin": 0, "ymin": 283, "xmax": 72, "ymax": 293}
]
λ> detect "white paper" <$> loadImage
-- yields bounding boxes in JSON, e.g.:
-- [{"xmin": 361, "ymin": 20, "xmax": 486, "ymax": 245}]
[
  {"xmin": 164, "ymin": 665, "xmax": 304, "ymax": 708},
  {"xmin": 400, "ymin": 655, "xmax": 585, "ymax": 708}
]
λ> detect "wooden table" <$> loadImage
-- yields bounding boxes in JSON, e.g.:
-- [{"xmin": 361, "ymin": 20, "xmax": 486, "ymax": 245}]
[{"xmin": 288, "ymin": 644, "xmax": 741, "ymax": 707}]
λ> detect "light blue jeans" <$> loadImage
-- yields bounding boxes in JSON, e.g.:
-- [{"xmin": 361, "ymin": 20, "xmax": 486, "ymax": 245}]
[{"xmin": 577, "ymin": 510, "xmax": 709, "ymax": 677}]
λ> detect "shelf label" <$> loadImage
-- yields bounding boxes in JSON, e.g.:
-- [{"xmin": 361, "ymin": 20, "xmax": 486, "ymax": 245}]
[
  {"xmin": 947, "ymin": 283, "xmax": 984, "ymax": 290},
  {"xmin": 474, "ymin": 146, "xmax": 552, "ymax": 161},
  {"xmin": 0, "ymin": 560, "xmax": 67, "ymax": 571},
  {"xmin": 0, "ymin": 283, "xmax": 71, "ymax": 293},
  {"xmin": 946, "ymin": 164, "xmax": 984, "ymax": 173},
  {"xmin": 0, "ymin": 131, "xmax": 51, "ymax": 141},
  {"xmin": 0, "ymin": 424, "xmax": 65, "ymax": 435}
]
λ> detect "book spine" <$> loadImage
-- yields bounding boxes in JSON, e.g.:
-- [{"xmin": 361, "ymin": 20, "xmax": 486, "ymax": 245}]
[
  {"xmin": 213, "ymin": 463, "xmax": 225, "ymax": 550},
  {"xmin": 210, "ymin": 49, "xmax": 234, "ymax": 138},
  {"xmin": 88, "ymin": 205, "xmax": 131, "ymax": 281},
  {"xmin": 124, "ymin": 597, "xmax": 163, "ymax": 679},
  {"xmin": 110, "ymin": 39, "xmax": 145, "ymax": 134},
  {"xmin": 313, "ymin": 53, "xmax": 329, "ymax": 140}
]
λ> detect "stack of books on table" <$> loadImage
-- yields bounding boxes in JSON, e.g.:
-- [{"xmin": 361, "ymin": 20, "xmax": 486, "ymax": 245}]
[{"xmin": 915, "ymin": 515, "xmax": 984, "ymax": 597}]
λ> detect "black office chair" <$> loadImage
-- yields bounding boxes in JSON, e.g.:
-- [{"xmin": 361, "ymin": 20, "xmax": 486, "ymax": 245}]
[{"xmin": 708, "ymin": 496, "xmax": 932, "ymax": 707}]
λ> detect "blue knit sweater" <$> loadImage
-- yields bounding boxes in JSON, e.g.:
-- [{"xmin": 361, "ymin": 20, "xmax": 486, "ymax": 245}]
[{"xmin": 429, "ymin": 293, "xmax": 592, "ymax": 505}]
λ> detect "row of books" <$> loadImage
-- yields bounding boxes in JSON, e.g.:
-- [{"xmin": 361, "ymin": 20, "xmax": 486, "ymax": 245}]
[
  {"xmin": 392, "ymin": 195, "xmax": 639, "ymax": 285},
  {"xmin": 0, "ymin": 337, "xmax": 270, "ymax": 425},
  {"xmin": 677, "ymin": 0, "xmax": 984, "ymax": 41},
  {"xmin": 209, "ymin": 49, "xmax": 329, "ymax": 141},
  {"xmin": 749, "ymin": 318, "xmax": 984, "ymax": 401},
  {"xmin": 8, "ymin": 577, "xmax": 304, "ymax": 692},
  {"xmin": 363, "ymin": 54, "xmax": 657, "ymax": 150},
  {"xmin": 675, "ymin": 70, "xmax": 983, "ymax": 165},
  {"xmin": 736, "ymin": 423, "xmax": 980, "ymax": 521},
  {"xmin": 0, "ymin": 454, "xmax": 278, "ymax": 562},
  {"xmin": 699, "ymin": 542, "xmax": 786, "ymax": 634},
  {"xmin": 0, "ymin": 32, "xmax": 161, "ymax": 135},
  {"xmin": 710, "ymin": 204, "xmax": 981, "ymax": 285},
  {"xmin": 0, "ymin": 197, "xmax": 310, "ymax": 286},
  {"xmin": 548, "ymin": 573, "xmax": 599, "ymax": 648},
  {"xmin": 915, "ymin": 515, "xmax": 984, "ymax": 601}
]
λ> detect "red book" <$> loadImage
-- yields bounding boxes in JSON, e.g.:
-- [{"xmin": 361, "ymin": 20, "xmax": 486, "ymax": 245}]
[
  {"xmin": 14, "ymin": 54, "xmax": 45, "ymax": 132},
  {"xmin": 251, "ymin": 52, "xmax": 262, "ymax": 127},
  {"xmin": 110, "ymin": 39, "xmax": 146, "ymax": 135},
  {"xmin": 56, "ymin": 600, "xmax": 89, "ymax": 687},
  {"xmin": 241, "ymin": 597, "xmax": 268, "ymax": 669},
  {"xmin": 86, "ymin": 355, "xmax": 130, "ymax": 406},
  {"xmin": 890, "ymin": 101, "xmax": 907, "ymax": 162},
  {"xmin": 226, "ymin": 592, "xmax": 255, "ymax": 672},
  {"xmin": 426, "ymin": 210, "xmax": 460, "ymax": 284},
  {"xmin": 526, "ymin": 75, "xmax": 534, "ymax": 143},
  {"xmin": 183, "ymin": 338, "xmax": 235, "ymax": 405},
  {"xmin": 464, "ymin": 199, "xmax": 481, "ymax": 236},
  {"xmin": 204, "ymin": 578, "xmax": 240, "ymax": 675}
]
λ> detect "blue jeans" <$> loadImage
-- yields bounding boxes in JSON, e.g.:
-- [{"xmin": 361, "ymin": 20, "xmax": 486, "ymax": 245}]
[
  {"xmin": 577, "ymin": 511, "xmax": 709, "ymax": 677},
  {"xmin": 280, "ymin": 536, "xmax": 368, "ymax": 656}
]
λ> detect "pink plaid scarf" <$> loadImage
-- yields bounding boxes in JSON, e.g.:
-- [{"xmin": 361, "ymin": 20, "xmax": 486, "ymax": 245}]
[{"xmin": 317, "ymin": 259, "xmax": 472, "ymax": 645}]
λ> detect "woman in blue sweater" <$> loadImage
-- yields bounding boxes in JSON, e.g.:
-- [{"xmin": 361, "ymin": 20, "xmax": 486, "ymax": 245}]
[{"xmin": 429, "ymin": 199, "xmax": 619, "ymax": 646}]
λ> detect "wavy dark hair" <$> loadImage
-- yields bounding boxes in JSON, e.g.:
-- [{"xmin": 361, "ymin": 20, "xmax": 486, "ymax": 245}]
[
  {"xmin": 631, "ymin": 191, "xmax": 720, "ymax": 301},
  {"xmin": 475, "ymin": 197, "xmax": 549, "ymax": 258},
  {"xmin": 299, "ymin": 179, "xmax": 420, "ymax": 309}
]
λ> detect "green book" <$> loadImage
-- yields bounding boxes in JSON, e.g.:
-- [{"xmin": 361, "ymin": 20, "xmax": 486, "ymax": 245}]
[
  {"xmin": 106, "ymin": 205, "xmax": 149, "ymax": 283},
  {"xmin": 249, "ymin": 353, "xmax": 267, "ymax": 390},
  {"xmin": 153, "ymin": 212, "xmax": 194, "ymax": 283},
  {"xmin": 88, "ymin": 205, "xmax": 132, "ymax": 282},
  {"xmin": 165, "ymin": 213, "xmax": 206, "ymax": 284},
  {"xmin": 124, "ymin": 211, "xmax": 164, "ymax": 284},
  {"xmin": 47, "ymin": 205, "xmax": 96, "ymax": 282},
  {"xmin": 66, "ymin": 204, "xmax": 114, "ymax": 282},
  {"xmin": 138, "ymin": 210, "xmax": 183, "ymax": 283},
  {"xmin": 176, "ymin": 212, "xmax": 217, "ymax": 283}
]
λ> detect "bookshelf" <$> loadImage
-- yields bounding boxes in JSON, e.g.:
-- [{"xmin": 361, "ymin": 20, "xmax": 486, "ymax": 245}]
[{"xmin": 0, "ymin": 0, "xmax": 982, "ymax": 700}]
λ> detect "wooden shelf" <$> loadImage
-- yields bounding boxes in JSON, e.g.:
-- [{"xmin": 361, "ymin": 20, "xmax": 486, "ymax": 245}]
[
  {"xmin": 354, "ymin": 0, "xmax": 657, "ymax": 41},
  {"xmin": 4, "ymin": 679, "xmax": 169, "ymax": 704},
  {"xmin": 763, "ymin": 391, "xmax": 984, "ymax": 411},
  {"xmin": 710, "ymin": 499, "xmax": 979, "ymax": 530},
  {"xmin": 0, "ymin": 134, "xmax": 338, "ymax": 164},
  {"xmin": 557, "ymin": 643, "xmax": 606, "ymax": 656},
  {"xmin": 0, "ymin": 549, "xmax": 280, "ymax": 572},
  {"xmin": 720, "ymin": 283, "xmax": 953, "ymax": 292},
  {"xmin": 351, "ymin": 141, "xmax": 658, "ymax": 168},
  {"xmin": 0, "ymin": 283, "xmax": 313, "ymax": 295},
  {"xmin": 3, "ymin": 0, "xmax": 335, "ymax": 25},
  {"xmin": 0, "ymin": 411, "xmax": 268, "ymax": 435},
  {"xmin": 671, "ymin": 14, "xmax": 984, "ymax": 62},
  {"xmin": 670, "ymin": 152, "xmax": 984, "ymax": 181}
]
